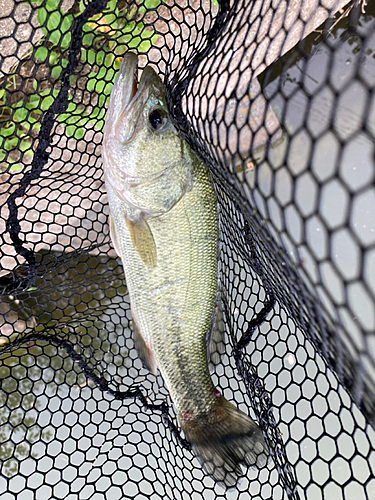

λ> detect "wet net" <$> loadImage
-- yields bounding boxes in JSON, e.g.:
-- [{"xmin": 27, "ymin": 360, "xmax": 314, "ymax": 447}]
[{"xmin": 0, "ymin": 0, "xmax": 374, "ymax": 498}]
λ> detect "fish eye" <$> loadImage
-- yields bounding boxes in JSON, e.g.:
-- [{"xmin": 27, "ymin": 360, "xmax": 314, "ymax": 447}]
[{"xmin": 149, "ymin": 108, "xmax": 169, "ymax": 131}]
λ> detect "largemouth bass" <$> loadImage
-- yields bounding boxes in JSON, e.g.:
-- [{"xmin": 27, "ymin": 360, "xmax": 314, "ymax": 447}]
[{"xmin": 102, "ymin": 52, "xmax": 268, "ymax": 488}]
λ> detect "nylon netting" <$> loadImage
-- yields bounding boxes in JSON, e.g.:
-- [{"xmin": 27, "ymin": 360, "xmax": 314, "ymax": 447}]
[{"xmin": 0, "ymin": 0, "xmax": 374, "ymax": 499}]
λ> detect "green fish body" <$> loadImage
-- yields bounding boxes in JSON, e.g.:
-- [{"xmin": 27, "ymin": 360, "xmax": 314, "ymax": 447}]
[{"xmin": 102, "ymin": 52, "xmax": 268, "ymax": 488}]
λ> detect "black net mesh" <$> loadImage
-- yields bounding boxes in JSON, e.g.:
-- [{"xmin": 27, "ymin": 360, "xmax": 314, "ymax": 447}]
[{"xmin": 0, "ymin": 0, "xmax": 374, "ymax": 498}]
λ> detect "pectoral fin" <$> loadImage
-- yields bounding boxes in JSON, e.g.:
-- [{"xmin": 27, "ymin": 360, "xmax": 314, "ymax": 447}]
[
  {"xmin": 125, "ymin": 215, "xmax": 157, "ymax": 268},
  {"xmin": 132, "ymin": 312, "xmax": 157, "ymax": 375},
  {"xmin": 109, "ymin": 213, "xmax": 121, "ymax": 257}
]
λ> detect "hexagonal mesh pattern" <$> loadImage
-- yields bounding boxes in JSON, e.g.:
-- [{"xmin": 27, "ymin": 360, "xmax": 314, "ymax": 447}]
[{"xmin": 0, "ymin": 0, "xmax": 374, "ymax": 499}]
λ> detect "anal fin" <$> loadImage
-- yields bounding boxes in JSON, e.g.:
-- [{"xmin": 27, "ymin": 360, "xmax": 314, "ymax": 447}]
[
  {"xmin": 125, "ymin": 215, "xmax": 157, "ymax": 268},
  {"xmin": 132, "ymin": 312, "xmax": 157, "ymax": 375}
]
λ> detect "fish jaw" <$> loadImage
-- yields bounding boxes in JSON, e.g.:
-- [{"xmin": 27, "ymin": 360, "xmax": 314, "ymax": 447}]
[
  {"xmin": 102, "ymin": 52, "xmax": 137, "ymax": 195},
  {"xmin": 103, "ymin": 52, "xmax": 138, "ymax": 147}
]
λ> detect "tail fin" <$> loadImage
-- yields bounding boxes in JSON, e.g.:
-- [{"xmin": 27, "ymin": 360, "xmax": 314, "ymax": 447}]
[{"xmin": 181, "ymin": 396, "xmax": 269, "ymax": 488}]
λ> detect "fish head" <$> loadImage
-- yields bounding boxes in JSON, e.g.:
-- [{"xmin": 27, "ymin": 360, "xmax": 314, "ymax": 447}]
[{"xmin": 103, "ymin": 52, "xmax": 194, "ymax": 215}]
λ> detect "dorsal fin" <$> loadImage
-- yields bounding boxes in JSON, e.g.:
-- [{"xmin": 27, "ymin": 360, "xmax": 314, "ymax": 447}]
[{"xmin": 207, "ymin": 289, "xmax": 226, "ymax": 368}]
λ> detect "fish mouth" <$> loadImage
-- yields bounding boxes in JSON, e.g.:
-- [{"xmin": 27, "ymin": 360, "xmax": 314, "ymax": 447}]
[
  {"xmin": 104, "ymin": 52, "xmax": 163, "ymax": 141},
  {"xmin": 124, "ymin": 57, "xmax": 163, "ymax": 111},
  {"xmin": 115, "ymin": 52, "xmax": 162, "ymax": 110},
  {"xmin": 102, "ymin": 52, "xmax": 167, "ymax": 189}
]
